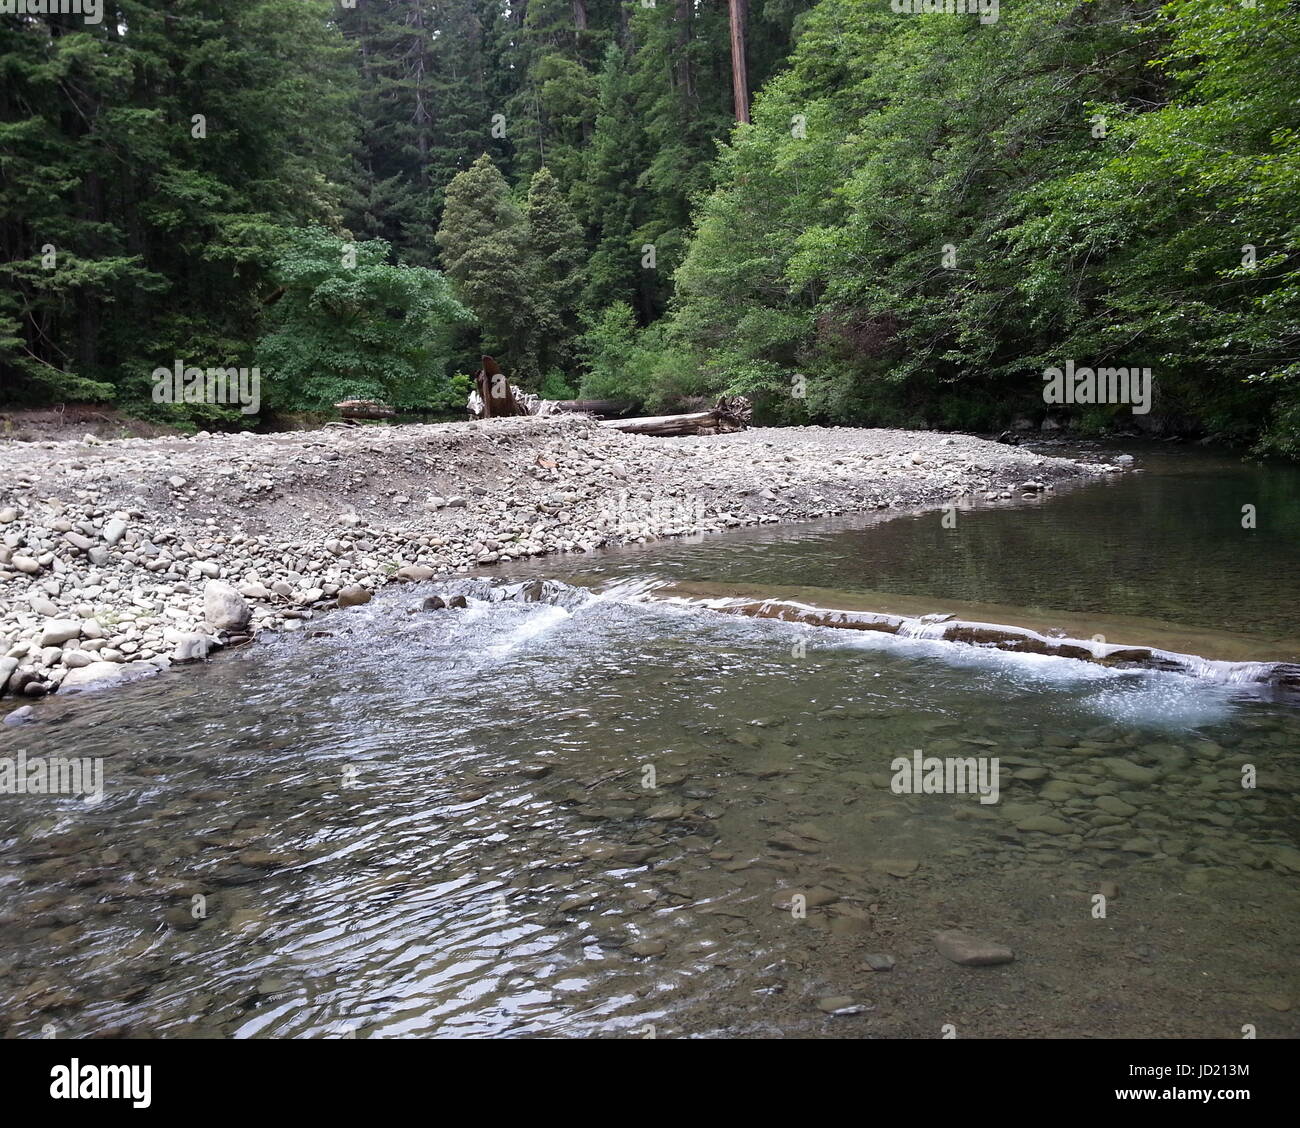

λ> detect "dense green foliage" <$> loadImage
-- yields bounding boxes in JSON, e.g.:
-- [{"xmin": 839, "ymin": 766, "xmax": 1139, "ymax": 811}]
[
  {"xmin": 660, "ymin": 0, "xmax": 1299, "ymax": 451},
  {"xmin": 2, "ymin": 0, "xmax": 1296, "ymax": 451},
  {"xmin": 256, "ymin": 227, "xmax": 470, "ymax": 412},
  {"xmin": 1, "ymin": 0, "xmax": 357, "ymax": 409}
]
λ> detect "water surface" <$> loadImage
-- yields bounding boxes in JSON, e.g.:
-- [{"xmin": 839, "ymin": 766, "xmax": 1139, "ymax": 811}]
[{"xmin": 1, "ymin": 442, "xmax": 1297, "ymax": 1039}]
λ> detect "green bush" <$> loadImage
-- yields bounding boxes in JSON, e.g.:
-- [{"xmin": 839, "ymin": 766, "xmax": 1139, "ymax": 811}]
[{"xmin": 256, "ymin": 227, "xmax": 472, "ymax": 412}]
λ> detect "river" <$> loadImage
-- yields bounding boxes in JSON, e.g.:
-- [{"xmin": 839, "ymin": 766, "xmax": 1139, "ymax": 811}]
[{"xmin": 1, "ymin": 441, "xmax": 1297, "ymax": 1038}]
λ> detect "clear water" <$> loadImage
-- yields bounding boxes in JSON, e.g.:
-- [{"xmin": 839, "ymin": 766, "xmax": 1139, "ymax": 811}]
[
  {"xmin": 508, "ymin": 441, "xmax": 1300, "ymax": 654},
  {"xmin": 0, "ymin": 442, "xmax": 1297, "ymax": 1039}
]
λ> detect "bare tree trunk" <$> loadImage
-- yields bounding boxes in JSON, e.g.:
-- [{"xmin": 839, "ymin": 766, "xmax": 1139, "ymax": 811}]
[
  {"xmin": 476, "ymin": 356, "xmax": 527, "ymax": 419},
  {"xmin": 674, "ymin": 0, "xmax": 694, "ymax": 99},
  {"xmin": 727, "ymin": 0, "xmax": 750, "ymax": 124}
]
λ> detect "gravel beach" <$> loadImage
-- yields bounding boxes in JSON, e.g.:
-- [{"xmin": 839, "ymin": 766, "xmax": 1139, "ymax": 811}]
[{"xmin": 0, "ymin": 417, "xmax": 1114, "ymax": 700}]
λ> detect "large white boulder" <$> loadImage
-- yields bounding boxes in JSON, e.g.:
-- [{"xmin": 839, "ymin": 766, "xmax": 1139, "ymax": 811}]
[{"xmin": 203, "ymin": 581, "xmax": 251, "ymax": 631}]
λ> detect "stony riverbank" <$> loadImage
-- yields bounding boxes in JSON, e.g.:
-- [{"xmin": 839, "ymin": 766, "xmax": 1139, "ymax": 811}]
[{"xmin": 0, "ymin": 417, "xmax": 1116, "ymax": 701}]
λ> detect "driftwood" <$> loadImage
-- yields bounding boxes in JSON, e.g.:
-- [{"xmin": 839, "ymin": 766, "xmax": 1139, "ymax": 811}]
[
  {"xmin": 656, "ymin": 592, "xmax": 1300, "ymax": 694},
  {"xmin": 463, "ymin": 364, "xmax": 750, "ymax": 435},
  {"xmin": 600, "ymin": 395, "xmax": 752, "ymax": 437},
  {"xmin": 546, "ymin": 399, "xmax": 634, "ymax": 419},
  {"xmin": 334, "ymin": 399, "xmax": 395, "ymax": 420}
]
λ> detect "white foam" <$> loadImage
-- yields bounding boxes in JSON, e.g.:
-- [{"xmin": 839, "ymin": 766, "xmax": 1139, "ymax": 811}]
[{"xmin": 484, "ymin": 605, "xmax": 571, "ymax": 658}]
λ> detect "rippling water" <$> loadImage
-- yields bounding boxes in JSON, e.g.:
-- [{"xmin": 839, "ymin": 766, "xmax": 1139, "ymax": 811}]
[{"xmin": 1, "ymin": 443, "xmax": 1297, "ymax": 1039}]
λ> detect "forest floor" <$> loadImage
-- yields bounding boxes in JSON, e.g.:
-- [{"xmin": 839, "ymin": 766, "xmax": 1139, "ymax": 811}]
[
  {"xmin": 0, "ymin": 405, "xmax": 178, "ymax": 444},
  {"xmin": 0, "ymin": 417, "xmax": 1116, "ymax": 700}
]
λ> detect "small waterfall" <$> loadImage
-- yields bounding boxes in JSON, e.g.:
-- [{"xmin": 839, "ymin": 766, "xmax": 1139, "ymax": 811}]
[
  {"xmin": 1179, "ymin": 656, "xmax": 1296, "ymax": 687},
  {"xmin": 415, "ymin": 575, "xmax": 1300, "ymax": 700},
  {"xmin": 896, "ymin": 613, "xmax": 955, "ymax": 640}
]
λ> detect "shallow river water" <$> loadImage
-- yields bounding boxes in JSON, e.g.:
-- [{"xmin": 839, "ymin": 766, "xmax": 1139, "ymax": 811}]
[{"xmin": 1, "ymin": 442, "xmax": 1297, "ymax": 1038}]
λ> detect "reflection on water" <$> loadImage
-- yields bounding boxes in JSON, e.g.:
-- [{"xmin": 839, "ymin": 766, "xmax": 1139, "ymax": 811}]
[{"xmin": 504, "ymin": 441, "xmax": 1300, "ymax": 651}]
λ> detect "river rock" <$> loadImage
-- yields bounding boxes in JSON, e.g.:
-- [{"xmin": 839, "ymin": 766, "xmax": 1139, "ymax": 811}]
[
  {"xmin": 396, "ymin": 564, "xmax": 435, "ymax": 582},
  {"xmin": 164, "ymin": 906, "xmax": 201, "ymax": 932},
  {"xmin": 60, "ymin": 662, "xmax": 131, "ymax": 692},
  {"xmin": 337, "ymin": 585, "xmax": 371, "ymax": 608},
  {"xmin": 203, "ymin": 581, "xmax": 251, "ymax": 630},
  {"xmin": 166, "ymin": 630, "xmax": 213, "ymax": 662},
  {"xmin": 1016, "ymin": 814, "xmax": 1073, "ymax": 835},
  {"xmin": 1095, "ymin": 795, "xmax": 1137, "ymax": 817},
  {"xmin": 1266, "ymin": 845, "xmax": 1300, "ymax": 873},
  {"xmin": 646, "ymin": 803, "xmax": 684, "ymax": 820},
  {"xmin": 772, "ymin": 887, "xmax": 839, "ymax": 910},
  {"xmin": 1100, "ymin": 758, "xmax": 1160, "ymax": 784},
  {"xmin": 39, "ymin": 620, "xmax": 82, "ymax": 647},
  {"xmin": 935, "ymin": 930, "xmax": 1015, "ymax": 967}
]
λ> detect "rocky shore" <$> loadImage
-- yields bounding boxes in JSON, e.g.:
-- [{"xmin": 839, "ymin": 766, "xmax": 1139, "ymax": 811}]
[{"xmin": 0, "ymin": 417, "xmax": 1113, "ymax": 702}]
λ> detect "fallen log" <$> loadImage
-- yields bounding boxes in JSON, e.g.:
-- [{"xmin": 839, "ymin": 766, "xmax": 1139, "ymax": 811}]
[
  {"xmin": 602, "ymin": 410, "xmax": 719, "ymax": 436},
  {"xmin": 334, "ymin": 399, "xmax": 396, "ymax": 420},
  {"xmin": 655, "ymin": 591, "xmax": 1300, "ymax": 694},
  {"xmin": 599, "ymin": 395, "xmax": 751, "ymax": 436},
  {"xmin": 546, "ymin": 399, "xmax": 634, "ymax": 418}
]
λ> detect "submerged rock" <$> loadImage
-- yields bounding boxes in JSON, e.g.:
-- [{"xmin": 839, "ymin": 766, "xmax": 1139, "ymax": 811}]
[
  {"xmin": 934, "ymin": 930, "xmax": 1015, "ymax": 967},
  {"xmin": 61, "ymin": 661, "xmax": 151, "ymax": 693},
  {"xmin": 3, "ymin": 704, "xmax": 35, "ymax": 725}
]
